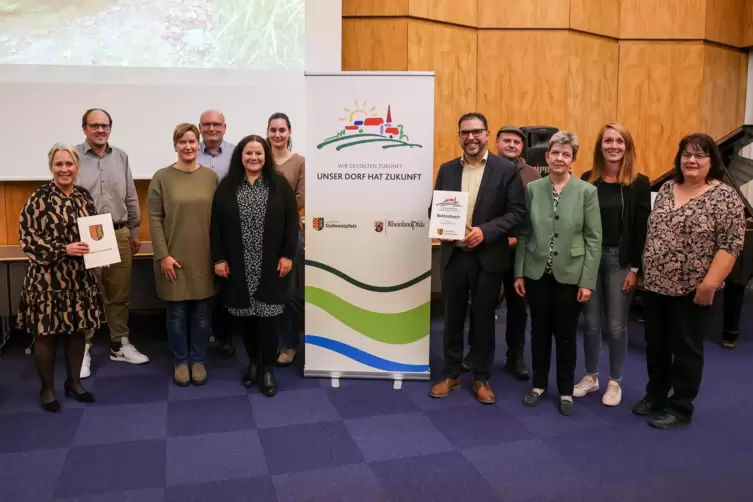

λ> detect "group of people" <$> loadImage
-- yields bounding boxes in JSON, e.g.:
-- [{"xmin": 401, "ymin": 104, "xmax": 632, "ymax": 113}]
[
  {"xmin": 430, "ymin": 112, "xmax": 746, "ymax": 430},
  {"xmin": 17, "ymin": 108, "xmax": 304, "ymax": 412}
]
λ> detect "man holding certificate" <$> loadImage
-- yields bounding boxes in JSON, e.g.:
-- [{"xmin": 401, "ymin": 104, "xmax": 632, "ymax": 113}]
[{"xmin": 429, "ymin": 112, "xmax": 527, "ymax": 405}]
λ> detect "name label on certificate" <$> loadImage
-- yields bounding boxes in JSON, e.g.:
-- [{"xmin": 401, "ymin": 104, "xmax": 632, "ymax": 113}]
[
  {"xmin": 77, "ymin": 213, "xmax": 122, "ymax": 269},
  {"xmin": 429, "ymin": 190, "xmax": 469, "ymax": 240}
]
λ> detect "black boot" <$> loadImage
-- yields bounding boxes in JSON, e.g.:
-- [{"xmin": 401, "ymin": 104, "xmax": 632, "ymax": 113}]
[
  {"xmin": 260, "ymin": 368, "xmax": 277, "ymax": 397},
  {"xmin": 242, "ymin": 360, "xmax": 260, "ymax": 388},
  {"xmin": 504, "ymin": 358, "xmax": 531, "ymax": 381}
]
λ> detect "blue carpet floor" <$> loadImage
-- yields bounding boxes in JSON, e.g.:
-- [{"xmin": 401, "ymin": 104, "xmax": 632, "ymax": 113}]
[{"xmin": 1, "ymin": 301, "xmax": 752, "ymax": 501}]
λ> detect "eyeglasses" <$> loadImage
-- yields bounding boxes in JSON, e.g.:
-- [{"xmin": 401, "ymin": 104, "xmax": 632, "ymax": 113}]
[
  {"xmin": 87, "ymin": 123, "xmax": 110, "ymax": 131},
  {"xmin": 681, "ymin": 151, "xmax": 709, "ymax": 160},
  {"xmin": 459, "ymin": 129, "xmax": 487, "ymax": 139},
  {"xmin": 201, "ymin": 122, "xmax": 225, "ymax": 128}
]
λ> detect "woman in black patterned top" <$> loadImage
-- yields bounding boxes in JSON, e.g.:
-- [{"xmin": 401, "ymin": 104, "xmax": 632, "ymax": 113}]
[
  {"xmin": 210, "ymin": 135, "xmax": 299, "ymax": 396},
  {"xmin": 17, "ymin": 143, "xmax": 105, "ymax": 412},
  {"xmin": 635, "ymin": 133, "xmax": 745, "ymax": 429}
]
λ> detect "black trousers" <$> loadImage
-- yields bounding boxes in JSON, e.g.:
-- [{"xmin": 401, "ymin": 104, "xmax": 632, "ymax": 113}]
[
  {"xmin": 235, "ymin": 314, "xmax": 281, "ymax": 368},
  {"xmin": 442, "ymin": 249, "xmax": 503, "ymax": 381},
  {"xmin": 467, "ymin": 249, "xmax": 528, "ymax": 360},
  {"xmin": 722, "ymin": 282, "xmax": 746, "ymax": 343},
  {"xmin": 526, "ymin": 274, "xmax": 581, "ymax": 396},
  {"xmin": 644, "ymin": 291, "xmax": 713, "ymax": 418},
  {"xmin": 212, "ymin": 297, "xmax": 232, "ymax": 343}
]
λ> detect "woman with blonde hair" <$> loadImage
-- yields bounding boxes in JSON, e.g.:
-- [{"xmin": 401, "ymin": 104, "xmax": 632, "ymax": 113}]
[
  {"xmin": 574, "ymin": 123, "xmax": 651, "ymax": 406},
  {"xmin": 17, "ymin": 143, "xmax": 105, "ymax": 412},
  {"xmin": 148, "ymin": 123, "xmax": 219, "ymax": 387}
]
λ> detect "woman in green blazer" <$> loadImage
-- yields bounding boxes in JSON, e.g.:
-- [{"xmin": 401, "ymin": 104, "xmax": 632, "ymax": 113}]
[{"xmin": 513, "ymin": 131, "xmax": 602, "ymax": 416}]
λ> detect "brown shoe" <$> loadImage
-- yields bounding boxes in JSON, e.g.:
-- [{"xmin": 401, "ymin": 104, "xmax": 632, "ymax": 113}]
[
  {"xmin": 173, "ymin": 364, "xmax": 190, "ymax": 387},
  {"xmin": 429, "ymin": 378, "xmax": 461, "ymax": 398},
  {"xmin": 191, "ymin": 363, "xmax": 207, "ymax": 386},
  {"xmin": 473, "ymin": 380, "xmax": 495, "ymax": 404}
]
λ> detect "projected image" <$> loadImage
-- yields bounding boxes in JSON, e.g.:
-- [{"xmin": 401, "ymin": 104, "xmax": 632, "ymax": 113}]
[{"xmin": 0, "ymin": 0, "xmax": 304, "ymax": 69}]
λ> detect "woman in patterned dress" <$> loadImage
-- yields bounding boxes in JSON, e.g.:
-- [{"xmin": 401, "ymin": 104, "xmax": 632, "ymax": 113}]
[
  {"xmin": 17, "ymin": 143, "xmax": 105, "ymax": 412},
  {"xmin": 211, "ymin": 135, "xmax": 299, "ymax": 397},
  {"xmin": 635, "ymin": 133, "xmax": 745, "ymax": 429}
]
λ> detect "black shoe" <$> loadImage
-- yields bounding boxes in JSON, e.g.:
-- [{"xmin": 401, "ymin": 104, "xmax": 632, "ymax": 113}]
[
  {"xmin": 260, "ymin": 369, "xmax": 277, "ymax": 397},
  {"xmin": 504, "ymin": 359, "xmax": 531, "ymax": 381},
  {"xmin": 217, "ymin": 340, "xmax": 236, "ymax": 359},
  {"xmin": 523, "ymin": 390, "xmax": 544, "ymax": 407},
  {"xmin": 40, "ymin": 390, "xmax": 60, "ymax": 413},
  {"xmin": 242, "ymin": 360, "xmax": 260, "ymax": 388},
  {"xmin": 64, "ymin": 380, "xmax": 95, "ymax": 403},
  {"xmin": 632, "ymin": 396, "xmax": 665, "ymax": 416},
  {"xmin": 559, "ymin": 398, "xmax": 575, "ymax": 416},
  {"xmin": 650, "ymin": 410, "xmax": 690, "ymax": 429}
]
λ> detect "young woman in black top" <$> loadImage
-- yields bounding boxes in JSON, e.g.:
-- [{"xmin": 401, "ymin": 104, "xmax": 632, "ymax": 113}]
[{"xmin": 574, "ymin": 123, "xmax": 651, "ymax": 406}]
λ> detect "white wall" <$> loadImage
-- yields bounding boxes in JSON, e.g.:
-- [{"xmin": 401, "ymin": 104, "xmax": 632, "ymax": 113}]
[
  {"xmin": 0, "ymin": 0, "xmax": 341, "ymax": 180},
  {"xmin": 739, "ymin": 49, "xmax": 753, "ymax": 202}
]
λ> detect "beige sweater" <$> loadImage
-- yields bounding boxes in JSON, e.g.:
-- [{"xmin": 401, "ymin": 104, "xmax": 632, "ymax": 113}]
[
  {"xmin": 147, "ymin": 164, "xmax": 218, "ymax": 301},
  {"xmin": 275, "ymin": 153, "xmax": 305, "ymax": 211}
]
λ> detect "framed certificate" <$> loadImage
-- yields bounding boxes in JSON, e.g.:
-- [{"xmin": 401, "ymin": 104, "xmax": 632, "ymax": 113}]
[
  {"xmin": 429, "ymin": 190, "xmax": 469, "ymax": 240},
  {"xmin": 77, "ymin": 213, "xmax": 122, "ymax": 269}
]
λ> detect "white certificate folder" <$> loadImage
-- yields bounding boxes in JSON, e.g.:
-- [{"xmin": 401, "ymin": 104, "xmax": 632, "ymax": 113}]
[
  {"xmin": 77, "ymin": 214, "xmax": 122, "ymax": 269},
  {"xmin": 429, "ymin": 190, "xmax": 469, "ymax": 240}
]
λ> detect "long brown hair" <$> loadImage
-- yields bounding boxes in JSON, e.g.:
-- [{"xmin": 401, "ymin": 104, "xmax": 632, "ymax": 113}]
[{"xmin": 588, "ymin": 123, "xmax": 637, "ymax": 185}]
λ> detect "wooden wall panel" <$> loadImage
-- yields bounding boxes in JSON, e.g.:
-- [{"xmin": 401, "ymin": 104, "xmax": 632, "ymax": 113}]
[
  {"xmin": 407, "ymin": 20, "xmax": 477, "ymax": 179},
  {"xmin": 620, "ymin": 0, "xmax": 706, "ymax": 39},
  {"xmin": 478, "ymin": 0, "xmax": 570, "ymax": 29},
  {"xmin": 566, "ymin": 32, "xmax": 620, "ymax": 175},
  {"xmin": 4, "ymin": 182, "xmax": 44, "ymax": 245},
  {"xmin": 0, "ymin": 183, "xmax": 7, "ymax": 245},
  {"xmin": 745, "ymin": 0, "xmax": 753, "ymax": 46},
  {"xmin": 617, "ymin": 42, "xmax": 705, "ymax": 181},
  {"xmin": 135, "ymin": 180, "xmax": 151, "ymax": 242},
  {"xmin": 409, "ymin": 0, "xmax": 477, "ymax": 27},
  {"xmin": 704, "ymin": 0, "xmax": 746, "ymax": 47},
  {"xmin": 700, "ymin": 44, "xmax": 748, "ymax": 140},
  {"xmin": 570, "ymin": 0, "xmax": 620, "ymax": 38},
  {"xmin": 477, "ymin": 30, "xmax": 569, "ymax": 133},
  {"xmin": 342, "ymin": 19, "xmax": 409, "ymax": 71},
  {"xmin": 342, "ymin": 0, "xmax": 408, "ymax": 17}
]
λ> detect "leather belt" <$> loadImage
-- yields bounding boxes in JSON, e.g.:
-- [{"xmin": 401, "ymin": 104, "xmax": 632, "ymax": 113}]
[{"xmin": 113, "ymin": 222, "xmax": 127, "ymax": 230}]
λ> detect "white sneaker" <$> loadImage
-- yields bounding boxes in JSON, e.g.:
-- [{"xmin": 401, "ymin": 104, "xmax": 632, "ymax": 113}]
[
  {"xmin": 573, "ymin": 375, "xmax": 599, "ymax": 398},
  {"xmin": 80, "ymin": 343, "xmax": 92, "ymax": 379},
  {"xmin": 110, "ymin": 339, "xmax": 150, "ymax": 365},
  {"xmin": 602, "ymin": 380, "xmax": 622, "ymax": 407}
]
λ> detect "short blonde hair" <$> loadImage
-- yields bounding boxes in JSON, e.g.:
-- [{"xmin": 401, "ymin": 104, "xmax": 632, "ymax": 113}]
[
  {"xmin": 173, "ymin": 123, "xmax": 200, "ymax": 146},
  {"xmin": 48, "ymin": 143, "xmax": 80, "ymax": 169},
  {"xmin": 548, "ymin": 131, "xmax": 580, "ymax": 160}
]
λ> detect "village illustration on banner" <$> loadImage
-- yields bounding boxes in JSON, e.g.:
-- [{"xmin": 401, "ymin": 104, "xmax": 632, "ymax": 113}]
[{"xmin": 316, "ymin": 100, "xmax": 423, "ymax": 150}]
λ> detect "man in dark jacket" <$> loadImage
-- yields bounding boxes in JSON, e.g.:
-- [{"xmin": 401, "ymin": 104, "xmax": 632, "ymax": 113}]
[
  {"xmin": 464, "ymin": 125, "xmax": 539, "ymax": 380},
  {"xmin": 429, "ymin": 113, "xmax": 526, "ymax": 405}
]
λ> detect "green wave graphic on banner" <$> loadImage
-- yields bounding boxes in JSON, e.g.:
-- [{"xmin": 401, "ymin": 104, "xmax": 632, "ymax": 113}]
[
  {"xmin": 305, "ymin": 286, "xmax": 430, "ymax": 345},
  {"xmin": 305, "ymin": 260, "xmax": 431, "ymax": 292}
]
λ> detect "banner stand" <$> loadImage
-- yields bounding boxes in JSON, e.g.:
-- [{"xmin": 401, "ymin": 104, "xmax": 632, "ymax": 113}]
[{"xmin": 303, "ymin": 71, "xmax": 435, "ymax": 383}]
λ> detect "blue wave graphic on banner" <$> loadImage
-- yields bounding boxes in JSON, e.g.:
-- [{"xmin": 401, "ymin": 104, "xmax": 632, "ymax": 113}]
[{"xmin": 305, "ymin": 335, "xmax": 430, "ymax": 373}]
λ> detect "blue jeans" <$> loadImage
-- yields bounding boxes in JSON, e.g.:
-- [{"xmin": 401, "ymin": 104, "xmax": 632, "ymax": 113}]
[
  {"xmin": 166, "ymin": 299, "xmax": 212, "ymax": 366},
  {"xmin": 279, "ymin": 229, "xmax": 304, "ymax": 350},
  {"xmin": 582, "ymin": 247, "xmax": 632, "ymax": 381}
]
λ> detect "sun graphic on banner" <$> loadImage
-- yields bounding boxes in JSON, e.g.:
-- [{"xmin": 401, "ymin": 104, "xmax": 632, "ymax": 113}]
[
  {"xmin": 339, "ymin": 100, "xmax": 379, "ymax": 123},
  {"xmin": 318, "ymin": 100, "xmax": 423, "ymax": 151}
]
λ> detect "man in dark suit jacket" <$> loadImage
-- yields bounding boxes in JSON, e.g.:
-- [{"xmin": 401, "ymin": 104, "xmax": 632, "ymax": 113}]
[{"xmin": 429, "ymin": 112, "xmax": 527, "ymax": 405}]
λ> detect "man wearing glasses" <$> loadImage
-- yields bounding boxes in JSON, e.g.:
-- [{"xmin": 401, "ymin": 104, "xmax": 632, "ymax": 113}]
[
  {"xmin": 429, "ymin": 112, "xmax": 527, "ymax": 405},
  {"xmin": 198, "ymin": 110, "xmax": 235, "ymax": 181},
  {"xmin": 197, "ymin": 109, "xmax": 236, "ymax": 358},
  {"xmin": 76, "ymin": 108, "xmax": 149, "ymax": 378}
]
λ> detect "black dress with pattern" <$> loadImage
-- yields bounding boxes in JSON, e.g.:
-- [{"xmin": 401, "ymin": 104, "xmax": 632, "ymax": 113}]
[{"xmin": 16, "ymin": 182, "xmax": 105, "ymax": 336}]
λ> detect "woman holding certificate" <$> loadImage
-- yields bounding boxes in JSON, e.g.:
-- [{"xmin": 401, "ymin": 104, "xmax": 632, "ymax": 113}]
[
  {"xmin": 148, "ymin": 123, "xmax": 219, "ymax": 387},
  {"xmin": 513, "ymin": 131, "xmax": 602, "ymax": 417},
  {"xmin": 17, "ymin": 143, "xmax": 105, "ymax": 412},
  {"xmin": 211, "ymin": 134, "xmax": 299, "ymax": 397}
]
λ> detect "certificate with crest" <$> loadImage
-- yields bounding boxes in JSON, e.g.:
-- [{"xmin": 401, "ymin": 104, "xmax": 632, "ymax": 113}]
[
  {"xmin": 429, "ymin": 190, "xmax": 469, "ymax": 240},
  {"xmin": 77, "ymin": 213, "xmax": 122, "ymax": 269}
]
